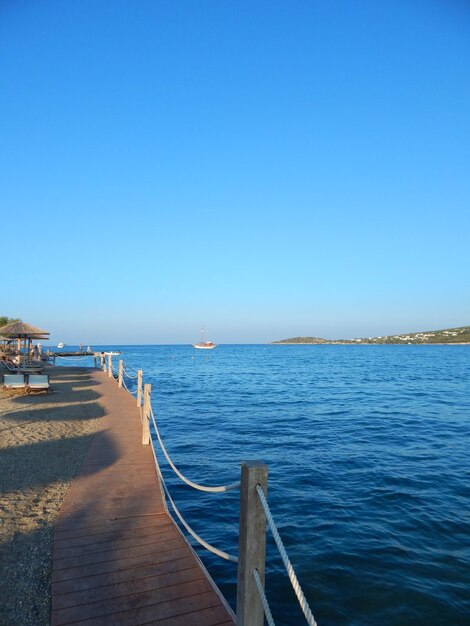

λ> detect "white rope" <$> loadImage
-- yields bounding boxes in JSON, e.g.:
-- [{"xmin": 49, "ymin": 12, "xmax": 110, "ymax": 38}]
[
  {"xmin": 147, "ymin": 428, "xmax": 238, "ymax": 563},
  {"xmin": 121, "ymin": 376, "xmax": 137, "ymax": 398},
  {"xmin": 122, "ymin": 365, "xmax": 139, "ymax": 379},
  {"xmin": 123, "ymin": 371, "xmax": 138, "ymax": 379},
  {"xmin": 253, "ymin": 568, "xmax": 276, "ymax": 626},
  {"xmin": 256, "ymin": 485, "xmax": 318, "ymax": 626},
  {"xmin": 149, "ymin": 405, "xmax": 240, "ymax": 493}
]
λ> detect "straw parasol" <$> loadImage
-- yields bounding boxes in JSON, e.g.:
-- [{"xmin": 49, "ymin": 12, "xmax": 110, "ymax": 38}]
[{"xmin": 0, "ymin": 321, "xmax": 50, "ymax": 365}]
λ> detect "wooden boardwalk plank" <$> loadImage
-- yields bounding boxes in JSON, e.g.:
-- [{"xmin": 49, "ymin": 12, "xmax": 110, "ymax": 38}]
[
  {"xmin": 54, "ymin": 526, "xmax": 177, "ymax": 559},
  {"xmin": 52, "ymin": 578, "xmax": 214, "ymax": 623},
  {"xmin": 51, "ymin": 370, "xmax": 235, "ymax": 625},
  {"xmin": 53, "ymin": 536, "xmax": 188, "ymax": 570},
  {"xmin": 54, "ymin": 519, "xmax": 174, "ymax": 550},
  {"xmin": 54, "ymin": 514, "xmax": 168, "ymax": 535},
  {"xmin": 52, "ymin": 545, "xmax": 191, "ymax": 583},
  {"xmin": 52, "ymin": 564, "xmax": 203, "ymax": 610},
  {"xmin": 52, "ymin": 591, "xmax": 225, "ymax": 626},
  {"xmin": 52, "ymin": 555, "xmax": 197, "ymax": 597}
]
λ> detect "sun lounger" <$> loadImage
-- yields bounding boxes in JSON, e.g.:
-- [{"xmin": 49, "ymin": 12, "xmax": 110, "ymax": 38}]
[
  {"xmin": 3, "ymin": 374, "xmax": 26, "ymax": 389},
  {"xmin": 27, "ymin": 374, "xmax": 50, "ymax": 393},
  {"xmin": 1, "ymin": 359, "xmax": 44, "ymax": 373},
  {"xmin": 1, "ymin": 359, "xmax": 17, "ymax": 372}
]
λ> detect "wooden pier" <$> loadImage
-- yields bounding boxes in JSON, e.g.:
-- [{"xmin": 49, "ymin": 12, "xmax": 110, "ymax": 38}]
[{"xmin": 51, "ymin": 370, "xmax": 235, "ymax": 625}]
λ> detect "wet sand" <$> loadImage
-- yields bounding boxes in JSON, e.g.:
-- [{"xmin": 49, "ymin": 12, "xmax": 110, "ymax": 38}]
[{"xmin": 0, "ymin": 367, "xmax": 103, "ymax": 626}]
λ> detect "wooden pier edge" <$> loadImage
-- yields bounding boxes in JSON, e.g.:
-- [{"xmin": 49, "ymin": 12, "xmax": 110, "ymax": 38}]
[
  {"xmin": 169, "ymin": 516, "xmax": 237, "ymax": 622},
  {"xmin": 140, "ymin": 390, "xmax": 237, "ymax": 621},
  {"xmin": 146, "ymin": 439, "xmax": 236, "ymax": 621},
  {"xmin": 51, "ymin": 368, "xmax": 235, "ymax": 626}
]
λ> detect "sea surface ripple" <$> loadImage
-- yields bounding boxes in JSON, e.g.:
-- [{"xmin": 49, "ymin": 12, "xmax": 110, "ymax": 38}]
[{"xmin": 64, "ymin": 344, "xmax": 470, "ymax": 625}]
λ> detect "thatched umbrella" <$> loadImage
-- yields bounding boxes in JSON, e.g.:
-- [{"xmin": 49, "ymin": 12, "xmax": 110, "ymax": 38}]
[{"xmin": 0, "ymin": 321, "xmax": 50, "ymax": 366}]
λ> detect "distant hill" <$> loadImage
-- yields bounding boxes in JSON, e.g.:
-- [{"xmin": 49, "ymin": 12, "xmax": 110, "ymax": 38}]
[
  {"xmin": 272, "ymin": 326, "xmax": 470, "ymax": 345},
  {"xmin": 273, "ymin": 336, "xmax": 329, "ymax": 344}
]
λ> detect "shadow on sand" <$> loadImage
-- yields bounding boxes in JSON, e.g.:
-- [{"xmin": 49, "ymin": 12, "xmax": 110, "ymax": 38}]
[{"xmin": 0, "ymin": 368, "xmax": 116, "ymax": 626}]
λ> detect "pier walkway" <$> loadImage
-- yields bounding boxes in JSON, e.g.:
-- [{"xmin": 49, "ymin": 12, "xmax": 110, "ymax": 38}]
[{"xmin": 51, "ymin": 370, "xmax": 234, "ymax": 626}]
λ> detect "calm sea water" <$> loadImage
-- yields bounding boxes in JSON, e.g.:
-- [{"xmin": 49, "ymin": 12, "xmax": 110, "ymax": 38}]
[{"xmin": 57, "ymin": 345, "xmax": 470, "ymax": 625}]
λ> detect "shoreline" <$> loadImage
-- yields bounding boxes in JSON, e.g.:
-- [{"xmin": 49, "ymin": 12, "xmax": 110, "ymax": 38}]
[
  {"xmin": 0, "ymin": 366, "xmax": 103, "ymax": 626},
  {"xmin": 271, "ymin": 342, "xmax": 470, "ymax": 345}
]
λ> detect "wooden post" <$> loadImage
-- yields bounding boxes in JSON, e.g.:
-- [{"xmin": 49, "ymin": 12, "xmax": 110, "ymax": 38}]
[
  {"xmin": 118, "ymin": 359, "xmax": 123, "ymax": 388},
  {"xmin": 108, "ymin": 354, "xmax": 113, "ymax": 378},
  {"xmin": 100, "ymin": 353, "xmax": 105, "ymax": 371},
  {"xmin": 137, "ymin": 370, "xmax": 143, "ymax": 407},
  {"xmin": 236, "ymin": 461, "xmax": 268, "ymax": 626},
  {"xmin": 142, "ymin": 383, "xmax": 151, "ymax": 445}
]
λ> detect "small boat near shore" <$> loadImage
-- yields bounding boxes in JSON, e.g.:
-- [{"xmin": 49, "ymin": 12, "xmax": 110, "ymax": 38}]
[{"xmin": 193, "ymin": 328, "xmax": 217, "ymax": 350}]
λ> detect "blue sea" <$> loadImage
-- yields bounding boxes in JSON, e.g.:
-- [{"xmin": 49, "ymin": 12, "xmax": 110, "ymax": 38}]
[{"xmin": 56, "ymin": 344, "xmax": 470, "ymax": 625}]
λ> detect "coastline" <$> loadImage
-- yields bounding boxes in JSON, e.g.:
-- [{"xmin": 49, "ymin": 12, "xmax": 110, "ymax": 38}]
[
  {"xmin": 271, "ymin": 342, "xmax": 470, "ymax": 345},
  {"xmin": 0, "ymin": 367, "xmax": 103, "ymax": 626}
]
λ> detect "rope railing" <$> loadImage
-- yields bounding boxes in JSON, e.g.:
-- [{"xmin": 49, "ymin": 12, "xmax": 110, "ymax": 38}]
[
  {"xmin": 106, "ymin": 356, "xmax": 318, "ymax": 625},
  {"xmin": 149, "ymin": 405, "xmax": 240, "ymax": 493},
  {"xmin": 122, "ymin": 364, "xmax": 139, "ymax": 379},
  {"xmin": 121, "ymin": 376, "xmax": 137, "ymax": 398},
  {"xmin": 147, "ymin": 424, "xmax": 238, "ymax": 563},
  {"xmin": 253, "ymin": 568, "xmax": 276, "ymax": 626},
  {"xmin": 256, "ymin": 484, "xmax": 317, "ymax": 626}
]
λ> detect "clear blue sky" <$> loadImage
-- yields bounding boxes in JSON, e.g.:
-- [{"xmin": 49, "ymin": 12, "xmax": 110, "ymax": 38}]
[{"xmin": 1, "ymin": 1, "xmax": 469, "ymax": 344}]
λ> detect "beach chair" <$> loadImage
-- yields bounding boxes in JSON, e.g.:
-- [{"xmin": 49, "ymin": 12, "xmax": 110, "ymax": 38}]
[
  {"xmin": 3, "ymin": 374, "xmax": 26, "ymax": 391},
  {"xmin": 1, "ymin": 359, "xmax": 44, "ymax": 373},
  {"xmin": 1, "ymin": 359, "xmax": 17, "ymax": 372},
  {"xmin": 27, "ymin": 374, "xmax": 50, "ymax": 393}
]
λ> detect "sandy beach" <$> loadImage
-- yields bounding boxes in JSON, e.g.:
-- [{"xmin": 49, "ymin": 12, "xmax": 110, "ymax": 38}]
[{"xmin": 0, "ymin": 367, "xmax": 103, "ymax": 626}]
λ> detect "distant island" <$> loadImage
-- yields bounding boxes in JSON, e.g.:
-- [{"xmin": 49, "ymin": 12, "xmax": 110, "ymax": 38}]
[{"xmin": 272, "ymin": 325, "xmax": 470, "ymax": 345}]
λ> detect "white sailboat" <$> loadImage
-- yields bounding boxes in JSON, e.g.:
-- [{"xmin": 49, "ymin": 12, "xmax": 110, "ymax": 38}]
[{"xmin": 193, "ymin": 327, "xmax": 217, "ymax": 350}]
